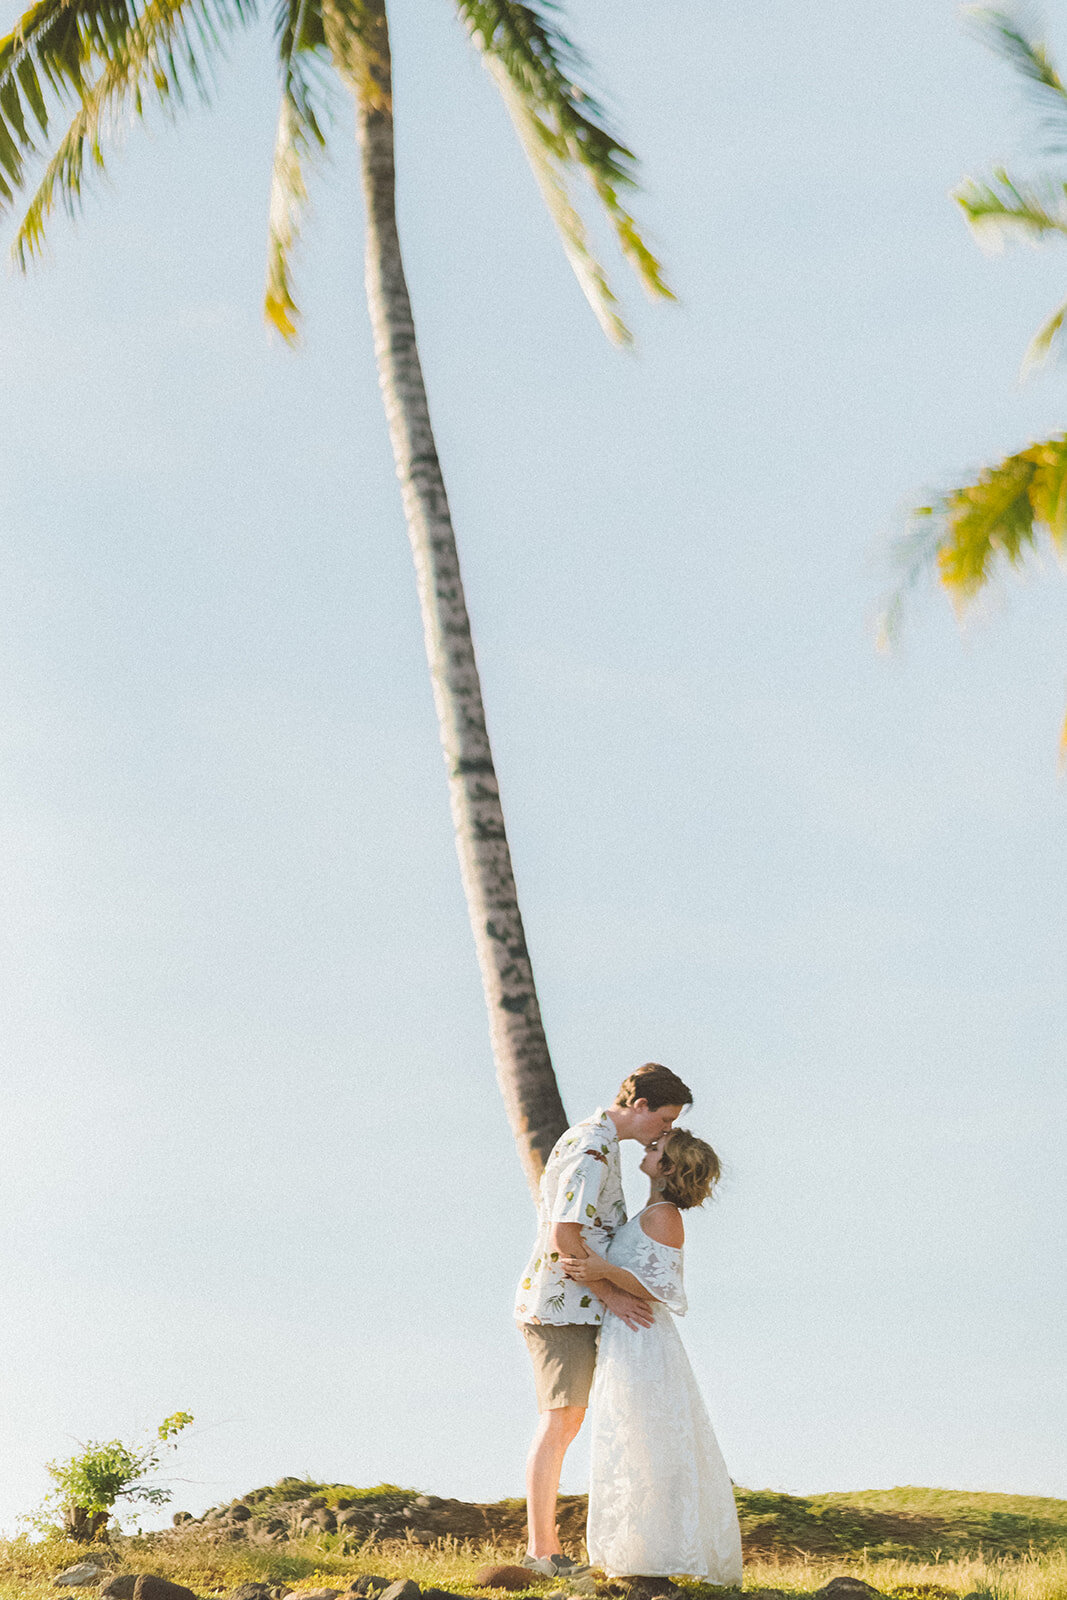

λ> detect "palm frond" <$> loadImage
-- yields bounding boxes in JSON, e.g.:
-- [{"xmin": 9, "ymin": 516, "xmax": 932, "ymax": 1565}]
[
  {"xmin": 454, "ymin": 0, "xmax": 672, "ymax": 343},
  {"xmin": 874, "ymin": 508, "xmax": 948, "ymax": 651},
  {"xmin": 953, "ymin": 14, "xmax": 1067, "ymax": 373},
  {"xmin": 0, "ymin": 0, "xmax": 255, "ymax": 250},
  {"xmin": 955, "ymin": 167, "xmax": 1067, "ymax": 368},
  {"xmin": 1022, "ymin": 289, "xmax": 1067, "ymax": 368},
  {"xmin": 956, "ymin": 168, "xmax": 1067, "ymax": 243},
  {"xmin": 884, "ymin": 436, "xmax": 1067, "ymax": 642},
  {"xmin": 482, "ymin": 53, "xmax": 628, "ymax": 343},
  {"xmin": 966, "ymin": 7, "xmax": 1067, "ymax": 151},
  {"xmin": 264, "ymin": 0, "xmax": 333, "ymax": 340}
]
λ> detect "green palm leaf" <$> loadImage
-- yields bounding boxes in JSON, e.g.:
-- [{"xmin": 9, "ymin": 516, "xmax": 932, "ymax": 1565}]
[
  {"xmin": 955, "ymin": 13, "xmax": 1067, "ymax": 372},
  {"xmin": 965, "ymin": 6, "xmax": 1067, "ymax": 148},
  {"xmin": 264, "ymin": 0, "xmax": 332, "ymax": 339},
  {"xmin": 455, "ymin": 0, "xmax": 672, "ymax": 343},
  {"xmin": 956, "ymin": 169, "xmax": 1067, "ymax": 242},
  {"xmin": 0, "ymin": 0, "xmax": 255, "ymax": 252},
  {"xmin": 883, "ymin": 435, "xmax": 1067, "ymax": 650}
]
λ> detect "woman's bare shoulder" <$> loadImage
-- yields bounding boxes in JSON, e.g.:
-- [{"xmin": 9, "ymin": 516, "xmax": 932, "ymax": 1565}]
[{"xmin": 639, "ymin": 1203, "xmax": 684, "ymax": 1247}]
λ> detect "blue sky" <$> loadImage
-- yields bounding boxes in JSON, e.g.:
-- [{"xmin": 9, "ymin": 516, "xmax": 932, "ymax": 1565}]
[{"xmin": 1, "ymin": 0, "xmax": 1065, "ymax": 1534}]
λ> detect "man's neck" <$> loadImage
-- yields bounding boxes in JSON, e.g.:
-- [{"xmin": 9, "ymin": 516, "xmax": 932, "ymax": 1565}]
[{"xmin": 606, "ymin": 1105, "xmax": 629, "ymax": 1140}]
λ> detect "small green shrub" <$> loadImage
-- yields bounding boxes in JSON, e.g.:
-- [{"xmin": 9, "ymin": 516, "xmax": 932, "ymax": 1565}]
[{"xmin": 39, "ymin": 1411, "xmax": 194, "ymax": 1541}]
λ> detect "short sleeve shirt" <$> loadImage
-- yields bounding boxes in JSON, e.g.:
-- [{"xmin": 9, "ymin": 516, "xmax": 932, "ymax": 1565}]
[{"xmin": 514, "ymin": 1108, "xmax": 627, "ymax": 1325}]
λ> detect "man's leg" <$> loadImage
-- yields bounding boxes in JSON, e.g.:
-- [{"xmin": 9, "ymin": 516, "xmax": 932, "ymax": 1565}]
[{"xmin": 525, "ymin": 1404, "xmax": 585, "ymax": 1557}]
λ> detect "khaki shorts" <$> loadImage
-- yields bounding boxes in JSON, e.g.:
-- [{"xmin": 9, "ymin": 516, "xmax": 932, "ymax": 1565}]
[{"xmin": 522, "ymin": 1322, "xmax": 600, "ymax": 1411}]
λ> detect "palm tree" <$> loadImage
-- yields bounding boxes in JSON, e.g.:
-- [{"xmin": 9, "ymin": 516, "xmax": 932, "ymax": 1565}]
[
  {"xmin": 885, "ymin": 10, "xmax": 1067, "ymax": 748},
  {"xmin": 0, "ymin": 0, "xmax": 672, "ymax": 1197}
]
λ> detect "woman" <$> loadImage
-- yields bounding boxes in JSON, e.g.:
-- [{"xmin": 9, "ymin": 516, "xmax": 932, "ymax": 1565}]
[{"xmin": 561, "ymin": 1130, "xmax": 743, "ymax": 1585}]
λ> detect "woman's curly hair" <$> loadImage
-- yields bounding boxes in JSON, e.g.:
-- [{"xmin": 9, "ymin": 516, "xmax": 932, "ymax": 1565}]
[{"xmin": 658, "ymin": 1128, "xmax": 721, "ymax": 1210}]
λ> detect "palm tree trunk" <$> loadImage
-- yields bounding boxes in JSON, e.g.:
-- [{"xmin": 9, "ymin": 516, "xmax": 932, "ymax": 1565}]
[{"xmin": 341, "ymin": 0, "xmax": 567, "ymax": 1197}]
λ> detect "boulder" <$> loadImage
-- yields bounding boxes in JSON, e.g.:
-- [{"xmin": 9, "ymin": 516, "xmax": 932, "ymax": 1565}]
[
  {"xmin": 473, "ymin": 1568, "xmax": 533, "ymax": 1592},
  {"xmin": 99, "ymin": 1580, "xmax": 139, "ymax": 1599},
  {"xmin": 377, "ymin": 1582, "xmax": 422, "ymax": 1600},
  {"xmin": 53, "ymin": 1565, "xmax": 105, "ymax": 1588},
  {"xmin": 227, "ymin": 1585, "xmax": 277, "ymax": 1600},
  {"xmin": 336, "ymin": 1509, "xmax": 364, "ymax": 1530},
  {"xmin": 131, "ymin": 1578, "xmax": 202, "ymax": 1600},
  {"xmin": 619, "ymin": 1582, "xmax": 681, "ymax": 1600},
  {"xmin": 171, "ymin": 1514, "xmax": 193, "ymax": 1527},
  {"xmin": 344, "ymin": 1575, "xmax": 390, "ymax": 1595},
  {"xmin": 53, "ymin": 1561, "xmax": 103, "ymax": 1587},
  {"xmin": 229, "ymin": 1504, "xmax": 253, "ymax": 1522},
  {"xmin": 814, "ymin": 1583, "xmax": 885, "ymax": 1600},
  {"xmin": 312, "ymin": 1508, "xmax": 337, "ymax": 1531}
]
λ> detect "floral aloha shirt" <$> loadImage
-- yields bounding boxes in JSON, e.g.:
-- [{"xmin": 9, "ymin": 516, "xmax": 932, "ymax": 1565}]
[{"xmin": 514, "ymin": 1108, "xmax": 627, "ymax": 1326}]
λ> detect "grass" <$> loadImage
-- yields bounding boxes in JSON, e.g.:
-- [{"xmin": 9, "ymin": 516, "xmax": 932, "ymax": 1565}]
[
  {"xmin": 1, "ymin": 1488, "xmax": 1065, "ymax": 1600},
  {"xmin": 239, "ymin": 1482, "xmax": 420, "ymax": 1513},
  {"xmin": 735, "ymin": 1489, "xmax": 1067, "ymax": 1560}
]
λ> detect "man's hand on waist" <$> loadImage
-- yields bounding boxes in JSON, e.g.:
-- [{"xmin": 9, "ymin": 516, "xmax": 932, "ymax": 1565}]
[{"xmin": 598, "ymin": 1282, "xmax": 654, "ymax": 1329}]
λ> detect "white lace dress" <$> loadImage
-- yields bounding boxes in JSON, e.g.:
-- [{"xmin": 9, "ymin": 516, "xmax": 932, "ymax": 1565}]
[{"xmin": 586, "ymin": 1208, "xmax": 743, "ymax": 1582}]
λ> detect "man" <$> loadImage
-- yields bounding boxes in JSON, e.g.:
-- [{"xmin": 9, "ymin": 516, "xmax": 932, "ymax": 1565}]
[{"xmin": 515, "ymin": 1063, "xmax": 694, "ymax": 1579}]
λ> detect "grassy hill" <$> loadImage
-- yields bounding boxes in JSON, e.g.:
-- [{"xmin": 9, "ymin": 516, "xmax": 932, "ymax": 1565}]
[
  {"xmin": 735, "ymin": 1486, "xmax": 1067, "ymax": 1558},
  {"xmin": 157, "ymin": 1479, "xmax": 1067, "ymax": 1562},
  {"xmin": 3, "ymin": 1481, "xmax": 1066, "ymax": 1600}
]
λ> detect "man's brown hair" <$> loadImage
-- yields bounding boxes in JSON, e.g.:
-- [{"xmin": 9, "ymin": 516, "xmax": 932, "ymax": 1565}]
[{"xmin": 614, "ymin": 1062, "xmax": 693, "ymax": 1111}]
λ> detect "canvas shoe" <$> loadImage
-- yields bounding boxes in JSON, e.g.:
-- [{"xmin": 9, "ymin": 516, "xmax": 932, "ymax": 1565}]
[{"xmin": 521, "ymin": 1554, "xmax": 593, "ymax": 1581}]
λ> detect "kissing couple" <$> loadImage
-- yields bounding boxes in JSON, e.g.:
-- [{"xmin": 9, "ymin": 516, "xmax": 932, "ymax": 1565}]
[{"xmin": 515, "ymin": 1063, "xmax": 743, "ymax": 1588}]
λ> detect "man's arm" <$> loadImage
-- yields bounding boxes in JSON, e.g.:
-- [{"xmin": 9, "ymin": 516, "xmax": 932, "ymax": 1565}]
[
  {"xmin": 551, "ymin": 1235, "xmax": 654, "ymax": 1328},
  {"xmin": 560, "ymin": 1251, "xmax": 656, "ymax": 1300},
  {"xmin": 546, "ymin": 1154, "xmax": 652, "ymax": 1326},
  {"xmin": 549, "ymin": 1221, "xmax": 589, "ymax": 1259},
  {"xmin": 596, "ymin": 1280, "xmax": 655, "ymax": 1328}
]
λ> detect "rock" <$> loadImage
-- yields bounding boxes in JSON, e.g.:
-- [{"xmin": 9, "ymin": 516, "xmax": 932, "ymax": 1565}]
[
  {"xmin": 171, "ymin": 1513, "xmax": 193, "ymax": 1527},
  {"xmin": 473, "ymin": 1568, "xmax": 532, "ymax": 1592},
  {"xmin": 413, "ymin": 1497, "xmax": 441, "ymax": 1510},
  {"xmin": 814, "ymin": 1583, "xmax": 885, "ymax": 1600},
  {"xmin": 229, "ymin": 1504, "xmax": 253, "ymax": 1522},
  {"xmin": 228, "ymin": 1585, "xmax": 276, "ymax": 1600},
  {"xmin": 54, "ymin": 1565, "xmax": 105, "ymax": 1588},
  {"xmin": 131, "ymin": 1578, "xmax": 202, "ymax": 1600},
  {"xmin": 336, "ymin": 1509, "xmax": 363, "ymax": 1529},
  {"xmin": 344, "ymin": 1576, "xmax": 390, "ymax": 1595},
  {"xmin": 312, "ymin": 1507, "xmax": 337, "ymax": 1531},
  {"xmin": 421, "ymin": 1590, "xmax": 468, "ymax": 1600},
  {"xmin": 247, "ymin": 1525, "xmax": 283, "ymax": 1545},
  {"xmin": 377, "ymin": 1582, "xmax": 421, "ymax": 1600},
  {"xmin": 282, "ymin": 1590, "xmax": 340, "ymax": 1600},
  {"xmin": 99, "ymin": 1580, "xmax": 139, "ymax": 1599}
]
